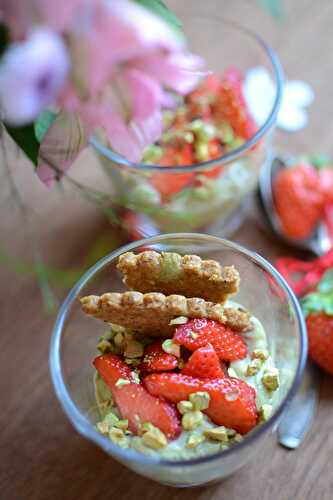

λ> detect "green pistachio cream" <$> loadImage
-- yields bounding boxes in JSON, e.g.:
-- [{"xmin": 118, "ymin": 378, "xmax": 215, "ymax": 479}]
[{"xmin": 93, "ymin": 304, "xmax": 285, "ymax": 460}]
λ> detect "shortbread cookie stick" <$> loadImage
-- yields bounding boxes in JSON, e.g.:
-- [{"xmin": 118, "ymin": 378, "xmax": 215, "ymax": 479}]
[
  {"xmin": 80, "ymin": 291, "xmax": 250, "ymax": 336},
  {"xmin": 117, "ymin": 251, "xmax": 240, "ymax": 303}
]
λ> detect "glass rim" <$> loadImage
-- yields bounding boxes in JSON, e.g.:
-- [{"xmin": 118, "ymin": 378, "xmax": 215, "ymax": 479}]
[
  {"xmin": 89, "ymin": 18, "xmax": 284, "ymax": 173},
  {"xmin": 50, "ymin": 233, "xmax": 307, "ymax": 469}
]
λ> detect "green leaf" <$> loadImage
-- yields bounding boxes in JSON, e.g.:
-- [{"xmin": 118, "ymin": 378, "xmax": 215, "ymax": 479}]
[
  {"xmin": 308, "ymin": 154, "xmax": 332, "ymax": 170},
  {"xmin": 4, "ymin": 123, "xmax": 40, "ymax": 165},
  {"xmin": 301, "ymin": 270, "xmax": 333, "ymax": 317},
  {"xmin": 34, "ymin": 110, "xmax": 58, "ymax": 143},
  {"xmin": 257, "ymin": 0, "xmax": 285, "ymax": 21},
  {"xmin": 318, "ymin": 269, "xmax": 333, "ymax": 294},
  {"xmin": 134, "ymin": 0, "xmax": 183, "ymax": 33}
]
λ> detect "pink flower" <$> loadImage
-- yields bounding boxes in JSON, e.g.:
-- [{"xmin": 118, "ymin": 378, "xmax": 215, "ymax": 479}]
[
  {"xmin": 0, "ymin": 29, "xmax": 69, "ymax": 125},
  {"xmin": 62, "ymin": 0, "xmax": 205, "ymax": 162}
]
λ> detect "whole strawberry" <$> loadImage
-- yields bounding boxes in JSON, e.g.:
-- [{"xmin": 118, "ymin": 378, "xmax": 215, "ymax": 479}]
[
  {"xmin": 273, "ymin": 162, "xmax": 324, "ymax": 240},
  {"xmin": 301, "ymin": 269, "xmax": 333, "ymax": 375}
]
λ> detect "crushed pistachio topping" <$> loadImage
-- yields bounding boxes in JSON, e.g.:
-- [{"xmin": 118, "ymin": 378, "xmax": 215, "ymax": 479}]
[
  {"xmin": 141, "ymin": 423, "xmax": 167, "ymax": 449},
  {"xmin": 182, "ymin": 410, "xmax": 203, "ymax": 431},
  {"xmin": 169, "ymin": 316, "xmax": 189, "ymax": 326},
  {"xmin": 251, "ymin": 349, "xmax": 269, "ymax": 361},
  {"xmin": 189, "ymin": 330, "xmax": 199, "ymax": 339},
  {"xmin": 124, "ymin": 339, "xmax": 144, "ymax": 359},
  {"xmin": 189, "ymin": 392, "xmax": 210, "ymax": 411},
  {"xmin": 115, "ymin": 378, "xmax": 131, "ymax": 388},
  {"xmin": 260, "ymin": 404, "xmax": 273, "ymax": 422},
  {"xmin": 234, "ymin": 433, "xmax": 243, "ymax": 443},
  {"xmin": 124, "ymin": 358, "xmax": 140, "ymax": 367},
  {"xmin": 109, "ymin": 427, "xmax": 129, "ymax": 448},
  {"xmin": 96, "ymin": 421, "xmax": 109, "ymax": 435},
  {"xmin": 204, "ymin": 426, "xmax": 229, "ymax": 443},
  {"xmin": 114, "ymin": 332, "xmax": 125, "ymax": 347},
  {"xmin": 186, "ymin": 433, "xmax": 206, "ymax": 449},
  {"xmin": 177, "ymin": 400, "xmax": 194, "ymax": 415},
  {"xmin": 228, "ymin": 367, "xmax": 238, "ymax": 378},
  {"xmin": 178, "ymin": 359, "xmax": 185, "ymax": 369},
  {"xmin": 162, "ymin": 339, "xmax": 180, "ymax": 357},
  {"xmin": 262, "ymin": 368, "xmax": 280, "ymax": 391},
  {"xmin": 115, "ymin": 419, "xmax": 129, "ymax": 430},
  {"xmin": 246, "ymin": 358, "xmax": 262, "ymax": 377},
  {"xmin": 131, "ymin": 370, "xmax": 140, "ymax": 385},
  {"xmin": 97, "ymin": 339, "xmax": 112, "ymax": 353}
]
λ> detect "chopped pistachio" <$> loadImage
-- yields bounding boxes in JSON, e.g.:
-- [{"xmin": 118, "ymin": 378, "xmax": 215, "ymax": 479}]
[
  {"xmin": 195, "ymin": 142, "xmax": 210, "ymax": 162},
  {"xmin": 104, "ymin": 412, "xmax": 120, "ymax": 427},
  {"xmin": 189, "ymin": 330, "xmax": 199, "ymax": 340},
  {"xmin": 97, "ymin": 339, "xmax": 112, "ymax": 354},
  {"xmin": 177, "ymin": 400, "xmax": 194, "ymax": 415},
  {"xmin": 162, "ymin": 339, "xmax": 180, "ymax": 358},
  {"xmin": 204, "ymin": 426, "xmax": 229, "ymax": 443},
  {"xmin": 228, "ymin": 367, "xmax": 238, "ymax": 378},
  {"xmin": 124, "ymin": 358, "xmax": 140, "ymax": 367},
  {"xmin": 182, "ymin": 411, "xmax": 203, "ymax": 431},
  {"xmin": 260, "ymin": 404, "xmax": 273, "ymax": 422},
  {"xmin": 251, "ymin": 349, "xmax": 269, "ymax": 361},
  {"xmin": 189, "ymin": 392, "xmax": 210, "ymax": 411},
  {"xmin": 101, "ymin": 329, "xmax": 115, "ymax": 341},
  {"xmin": 233, "ymin": 433, "xmax": 243, "ymax": 443},
  {"xmin": 226, "ymin": 428, "xmax": 237, "ymax": 438},
  {"xmin": 110, "ymin": 324, "xmax": 126, "ymax": 335},
  {"xmin": 141, "ymin": 423, "xmax": 167, "ymax": 449},
  {"xmin": 124, "ymin": 339, "xmax": 144, "ymax": 359},
  {"xmin": 115, "ymin": 378, "xmax": 131, "ymax": 388},
  {"xmin": 143, "ymin": 144, "xmax": 163, "ymax": 163},
  {"xmin": 96, "ymin": 421, "xmax": 109, "ymax": 435},
  {"xmin": 109, "ymin": 427, "xmax": 129, "ymax": 448},
  {"xmin": 177, "ymin": 359, "xmax": 185, "ymax": 369},
  {"xmin": 262, "ymin": 368, "xmax": 280, "ymax": 391},
  {"xmin": 169, "ymin": 316, "xmax": 189, "ymax": 326},
  {"xmin": 246, "ymin": 358, "xmax": 262, "ymax": 377},
  {"xmin": 114, "ymin": 332, "xmax": 124, "ymax": 347},
  {"xmin": 131, "ymin": 370, "xmax": 140, "ymax": 385},
  {"xmin": 186, "ymin": 433, "xmax": 206, "ymax": 448},
  {"xmin": 115, "ymin": 419, "xmax": 129, "ymax": 430}
]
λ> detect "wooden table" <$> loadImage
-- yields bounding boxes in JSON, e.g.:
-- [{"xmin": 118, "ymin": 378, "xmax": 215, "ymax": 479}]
[{"xmin": 1, "ymin": 1, "xmax": 333, "ymax": 499}]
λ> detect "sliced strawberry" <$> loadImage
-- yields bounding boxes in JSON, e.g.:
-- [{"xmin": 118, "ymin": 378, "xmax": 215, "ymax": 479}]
[
  {"xmin": 173, "ymin": 318, "xmax": 247, "ymax": 362},
  {"xmin": 213, "ymin": 66, "xmax": 257, "ymax": 140},
  {"xmin": 94, "ymin": 354, "xmax": 181, "ymax": 439},
  {"xmin": 144, "ymin": 373, "xmax": 257, "ymax": 434},
  {"xmin": 182, "ymin": 344, "xmax": 225, "ymax": 378},
  {"xmin": 139, "ymin": 340, "xmax": 178, "ymax": 372}
]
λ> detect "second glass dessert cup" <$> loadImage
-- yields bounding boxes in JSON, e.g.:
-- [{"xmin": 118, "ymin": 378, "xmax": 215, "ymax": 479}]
[
  {"xmin": 50, "ymin": 233, "xmax": 306, "ymax": 487},
  {"xmin": 91, "ymin": 15, "xmax": 283, "ymax": 237}
]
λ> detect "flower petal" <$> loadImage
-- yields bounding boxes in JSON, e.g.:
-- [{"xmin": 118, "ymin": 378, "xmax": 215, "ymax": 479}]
[
  {"xmin": 36, "ymin": 110, "xmax": 87, "ymax": 187},
  {"xmin": 119, "ymin": 68, "xmax": 162, "ymax": 121},
  {"xmin": 277, "ymin": 106, "xmax": 308, "ymax": 132},
  {"xmin": 283, "ymin": 80, "xmax": 315, "ymax": 108},
  {"xmin": 131, "ymin": 52, "xmax": 206, "ymax": 95}
]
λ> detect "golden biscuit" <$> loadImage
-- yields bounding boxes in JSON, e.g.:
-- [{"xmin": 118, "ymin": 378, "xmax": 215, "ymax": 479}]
[
  {"xmin": 117, "ymin": 251, "xmax": 239, "ymax": 303},
  {"xmin": 80, "ymin": 292, "xmax": 250, "ymax": 336}
]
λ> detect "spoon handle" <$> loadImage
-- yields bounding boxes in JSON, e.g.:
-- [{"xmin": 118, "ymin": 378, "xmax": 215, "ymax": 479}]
[{"xmin": 278, "ymin": 362, "xmax": 321, "ymax": 449}]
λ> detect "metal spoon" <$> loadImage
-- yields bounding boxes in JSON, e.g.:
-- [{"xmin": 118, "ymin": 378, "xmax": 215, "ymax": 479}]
[{"xmin": 257, "ymin": 156, "xmax": 324, "ymax": 450}]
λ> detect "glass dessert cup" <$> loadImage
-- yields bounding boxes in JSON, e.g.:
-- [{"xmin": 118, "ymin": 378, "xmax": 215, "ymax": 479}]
[
  {"xmin": 91, "ymin": 17, "xmax": 283, "ymax": 237},
  {"xmin": 50, "ymin": 234, "xmax": 306, "ymax": 487}
]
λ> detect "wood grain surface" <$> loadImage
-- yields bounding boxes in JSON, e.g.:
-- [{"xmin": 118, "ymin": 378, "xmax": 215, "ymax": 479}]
[{"xmin": 1, "ymin": 1, "xmax": 333, "ymax": 499}]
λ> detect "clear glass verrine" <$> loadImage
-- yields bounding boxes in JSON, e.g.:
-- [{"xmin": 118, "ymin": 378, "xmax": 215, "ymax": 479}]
[
  {"xmin": 91, "ymin": 17, "xmax": 283, "ymax": 236},
  {"xmin": 50, "ymin": 234, "xmax": 306, "ymax": 487}
]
